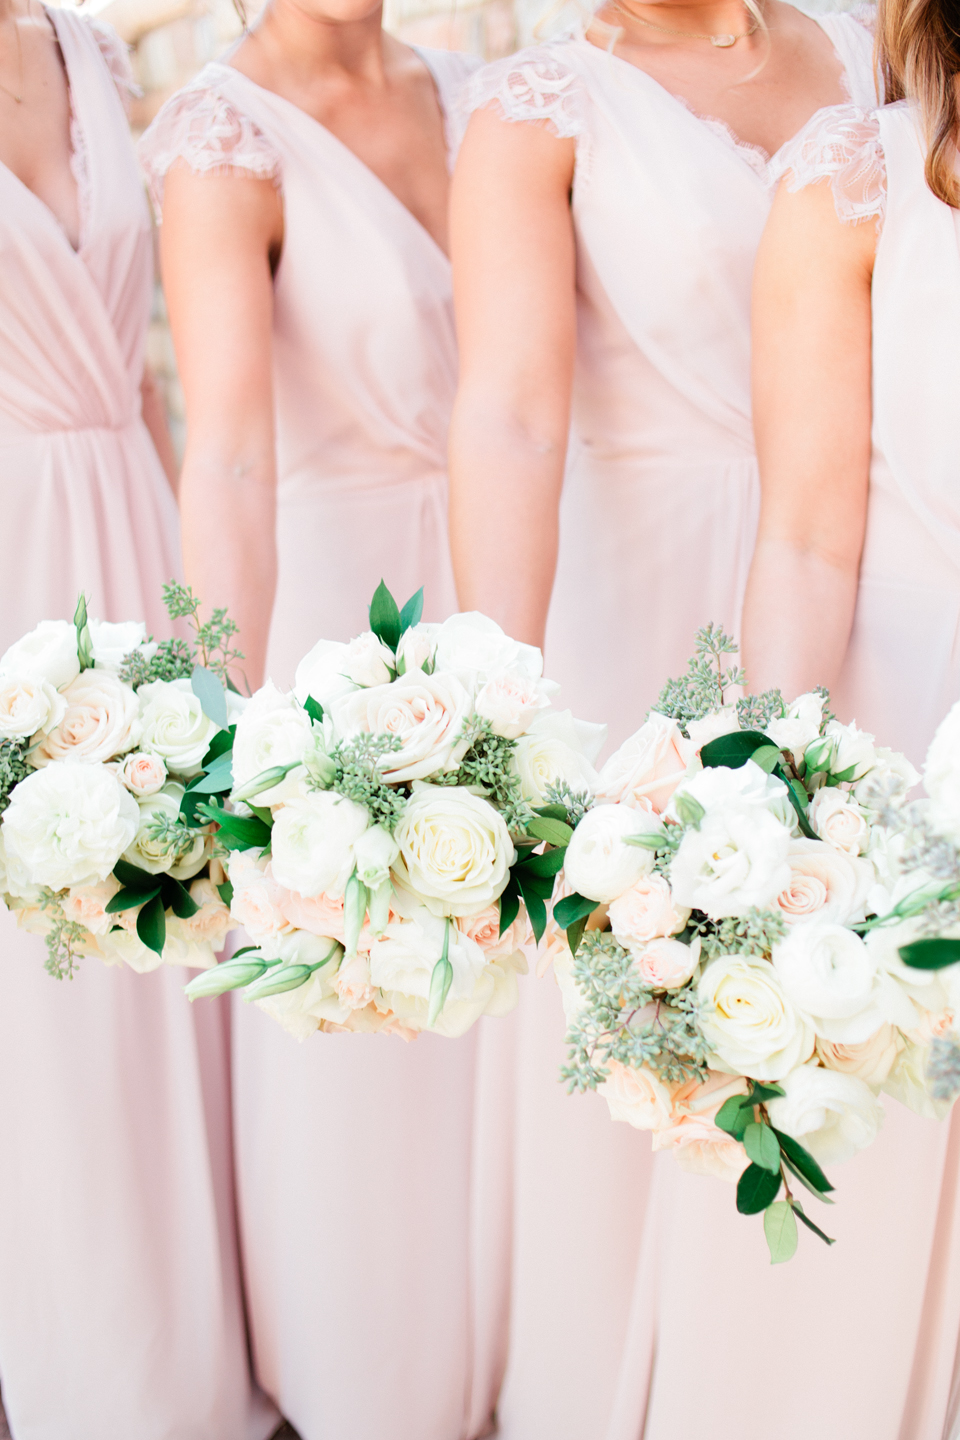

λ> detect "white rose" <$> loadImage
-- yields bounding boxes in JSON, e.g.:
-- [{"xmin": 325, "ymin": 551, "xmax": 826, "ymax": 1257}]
[
  {"xmin": 474, "ymin": 667, "xmax": 558, "ymax": 739},
  {"xmin": 433, "ymin": 612, "xmax": 543, "ymax": 681},
  {"xmin": 776, "ymin": 838, "xmax": 871, "ymax": 927},
  {"xmin": 766, "ymin": 692, "xmax": 825, "ymax": 757},
  {"xmin": 392, "ymin": 784, "xmax": 514, "ymax": 917},
  {"xmin": 2, "ymin": 764, "xmax": 139, "ymax": 891},
  {"xmin": 331, "ymin": 669, "xmax": 472, "ymax": 783},
  {"xmin": 35, "ymin": 671, "xmax": 140, "ymax": 765},
  {"xmin": 293, "ymin": 638, "xmax": 358, "ymax": 711},
  {"xmin": 686, "ymin": 707, "xmax": 741, "ymax": 751},
  {"xmin": 924, "ymin": 701, "xmax": 960, "ymax": 838},
  {"xmin": 598, "ymin": 1061, "xmax": 675, "ymax": 1130},
  {"xmin": 270, "ymin": 791, "xmax": 370, "ymax": 898},
  {"xmin": 816, "ymin": 1026, "xmax": 902, "ymax": 1086},
  {"xmin": 396, "ymin": 624, "xmax": 439, "ymax": 675},
  {"xmin": 698, "ymin": 954, "xmax": 814, "ymax": 1080},
  {"xmin": 882, "ymin": 1039, "xmax": 954, "ymax": 1119},
  {"xmin": 122, "ymin": 782, "xmax": 208, "ymax": 880},
  {"xmin": 668, "ymin": 760, "xmax": 793, "ymax": 830},
  {"xmin": 853, "ymin": 747, "xmax": 919, "ymax": 814},
  {"xmin": 608, "ymin": 873, "xmax": 689, "ymax": 953},
  {"xmin": 369, "ymin": 905, "xmax": 493, "ymax": 1036},
  {"xmin": 822, "ymin": 719, "xmax": 877, "ymax": 781},
  {"xmin": 97, "ymin": 925, "xmax": 165, "ymax": 974},
  {"xmin": 341, "ymin": 631, "xmax": 395, "ymax": 687},
  {"xmin": 0, "ymin": 675, "xmax": 65, "ymax": 741},
  {"xmin": 0, "ymin": 619, "xmax": 79, "ymax": 689},
  {"xmin": 773, "ymin": 922, "xmax": 885, "ymax": 1044},
  {"xmin": 352, "ymin": 823, "xmax": 400, "ymax": 889},
  {"xmin": 767, "ymin": 1062, "xmax": 884, "ymax": 1165},
  {"xmin": 231, "ymin": 682, "xmax": 315, "ymax": 797},
  {"xmin": 87, "ymin": 619, "xmax": 157, "ymax": 673},
  {"xmin": 670, "ymin": 806, "xmax": 792, "ymax": 919},
  {"xmin": 138, "ymin": 678, "xmax": 221, "ymax": 778},
  {"xmin": 514, "ymin": 710, "xmax": 604, "ymax": 805},
  {"xmin": 596, "ymin": 712, "xmax": 692, "ymax": 814},
  {"xmin": 562, "ymin": 804, "xmax": 659, "ymax": 904},
  {"xmin": 809, "ymin": 787, "xmax": 870, "ymax": 855},
  {"xmin": 118, "ymin": 751, "xmax": 167, "ymax": 797}
]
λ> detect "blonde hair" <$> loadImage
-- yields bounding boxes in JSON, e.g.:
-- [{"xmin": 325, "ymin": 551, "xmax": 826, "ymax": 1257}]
[{"xmin": 877, "ymin": 0, "xmax": 960, "ymax": 206}]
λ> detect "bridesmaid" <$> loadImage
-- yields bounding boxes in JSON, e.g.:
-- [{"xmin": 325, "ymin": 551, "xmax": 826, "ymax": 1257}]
[
  {"xmin": 739, "ymin": 15, "xmax": 960, "ymax": 1437},
  {"xmin": 138, "ymin": 11, "xmax": 500, "ymax": 1440},
  {"xmin": 0, "ymin": 5, "xmax": 275, "ymax": 1439},
  {"xmin": 448, "ymin": 5, "xmax": 877, "ymax": 1438}
]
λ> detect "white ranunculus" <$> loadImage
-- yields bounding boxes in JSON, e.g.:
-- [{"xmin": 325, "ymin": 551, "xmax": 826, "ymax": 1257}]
[
  {"xmin": 776, "ymin": 838, "xmax": 871, "ymax": 928},
  {"xmin": 766, "ymin": 692, "xmax": 825, "ymax": 757},
  {"xmin": 433, "ymin": 612, "xmax": 543, "ymax": 681},
  {"xmin": 474, "ymin": 667, "xmax": 558, "ymax": 739},
  {"xmin": 118, "ymin": 751, "xmax": 167, "ymax": 797},
  {"xmin": 698, "ymin": 954, "xmax": 814, "ymax": 1080},
  {"xmin": 882, "ymin": 1039, "xmax": 954, "ymax": 1119},
  {"xmin": 392, "ymin": 784, "xmax": 514, "ymax": 917},
  {"xmin": 670, "ymin": 805, "xmax": 792, "ymax": 919},
  {"xmin": 596, "ymin": 712, "xmax": 693, "ymax": 814},
  {"xmin": 341, "ymin": 631, "xmax": 395, "ymax": 687},
  {"xmin": 231, "ymin": 681, "xmax": 315, "ymax": 797},
  {"xmin": 822, "ymin": 719, "xmax": 877, "ymax": 781},
  {"xmin": 35, "ymin": 671, "xmax": 140, "ymax": 765},
  {"xmin": 816, "ymin": 1026, "xmax": 902, "ymax": 1086},
  {"xmin": 924, "ymin": 701, "xmax": 960, "ymax": 838},
  {"xmin": 0, "ymin": 675, "xmax": 65, "ymax": 741},
  {"xmin": 293, "ymin": 638, "xmax": 359, "ymax": 711},
  {"xmin": 270, "ymin": 791, "xmax": 369, "ymax": 898},
  {"xmin": 668, "ymin": 760, "xmax": 793, "ymax": 830},
  {"xmin": 809, "ymin": 787, "xmax": 870, "ymax": 856},
  {"xmin": 853, "ymin": 747, "xmax": 919, "ymax": 814},
  {"xmin": 331, "ymin": 669, "xmax": 472, "ymax": 783},
  {"xmin": 87, "ymin": 619, "xmax": 157, "ymax": 673},
  {"xmin": 369, "ymin": 905, "xmax": 492, "ymax": 1036},
  {"xmin": 138, "ymin": 678, "xmax": 221, "ymax": 778},
  {"xmin": 562, "ymin": 803, "xmax": 660, "ymax": 904},
  {"xmin": 767, "ymin": 1062, "xmax": 885, "ymax": 1164},
  {"xmin": 122, "ymin": 782, "xmax": 208, "ymax": 880},
  {"xmin": 513, "ymin": 710, "xmax": 604, "ymax": 805},
  {"xmin": 686, "ymin": 706, "xmax": 741, "ymax": 751},
  {"xmin": 773, "ymin": 923, "xmax": 885, "ymax": 1043},
  {"xmin": 2, "ymin": 764, "xmax": 139, "ymax": 892},
  {"xmin": 352, "ymin": 823, "xmax": 400, "ymax": 889},
  {"xmin": 0, "ymin": 619, "xmax": 79, "ymax": 690},
  {"xmin": 396, "ymin": 624, "xmax": 439, "ymax": 675}
]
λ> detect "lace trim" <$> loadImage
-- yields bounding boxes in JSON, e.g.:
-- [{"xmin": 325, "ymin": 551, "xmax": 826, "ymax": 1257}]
[
  {"xmin": 138, "ymin": 74, "xmax": 283, "ymax": 217},
  {"xmin": 68, "ymin": 19, "xmax": 141, "ymax": 249},
  {"xmin": 457, "ymin": 48, "xmax": 586, "ymax": 141},
  {"xmin": 775, "ymin": 103, "xmax": 886, "ymax": 227},
  {"xmin": 89, "ymin": 18, "xmax": 141, "ymax": 115}
]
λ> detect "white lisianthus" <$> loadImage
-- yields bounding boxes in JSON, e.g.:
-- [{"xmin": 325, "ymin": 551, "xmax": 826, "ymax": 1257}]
[
  {"xmin": 596, "ymin": 713, "xmax": 692, "ymax": 814},
  {"xmin": 766, "ymin": 692, "xmax": 825, "ymax": 757},
  {"xmin": 396, "ymin": 624, "xmax": 439, "ymax": 675},
  {"xmin": 2, "ymin": 764, "xmax": 139, "ymax": 892},
  {"xmin": 293, "ymin": 638, "xmax": 358, "ymax": 711},
  {"xmin": 433, "ymin": 611, "xmax": 543, "ymax": 681},
  {"xmin": 686, "ymin": 707, "xmax": 741, "ymax": 751},
  {"xmin": 820, "ymin": 719, "xmax": 877, "ymax": 781},
  {"xmin": 809, "ymin": 787, "xmax": 870, "ymax": 856},
  {"xmin": 598, "ymin": 1061, "xmax": 675, "ymax": 1130},
  {"xmin": 514, "ymin": 710, "xmax": 604, "ymax": 805},
  {"xmin": 87, "ymin": 619, "xmax": 157, "ymax": 673},
  {"xmin": 138, "ymin": 678, "xmax": 222, "ymax": 777},
  {"xmin": 0, "ymin": 674, "xmax": 65, "ymax": 741},
  {"xmin": 118, "ymin": 751, "xmax": 167, "ymax": 797},
  {"xmin": 698, "ymin": 954, "xmax": 814, "ymax": 1080},
  {"xmin": 670, "ymin": 806, "xmax": 792, "ymax": 919},
  {"xmin": 352, "ymin": 823, "xmax": 400, "ymax": 889},
  {"xmin": 332, "ymin": 669, "xmax": 473, "ymax": 783},
  {"xmin": 924, "ymin": 701, "xmax": 960, "ymax": 839},
  {"xmin": 369, "ymin": 905, "xmax": 493, "ymax": 1036},
  {"xmin": 231, "ymin": 682, "xmax": 315, "ymax": 797},
  {"xmin": 773, "ymin": 923, "xmax": 885, "ymax": 1044},
  {"xmin": 816, "ymin": 1026, "xmax": 902, "ymax": 1086},
  {"xmin": 122, "ymin": 782, "xmax": 208, "ymax": 880},
  {"xmin": 255, "ymin": 931, "xmax": 347, "ymax": 1040},
  {"xmin": 393, "ymin": 784, "xmax": 514, "ymax": 917},
  {"xmin": 562, "ymin": 804, "xmax": 660, "ymax": 904},
  {"xmin": 853, "ymin": 747, "xmax": 919, "ymax": 814},
  {"xmin": 667, "ymin": 760, "xmax": 793, "ymax": 830},
  {"xmin": 341, "ymin": 631, "xmax": 395, "ymax": 687},
  {"xmin": 474, "ymin": 667, "xmax": 558, "ymax": 739},
  {"xmin": 776, "ymin": 838, "xmax": 871, "ymax": 928},
  {"xmin": 270, "ymin": 791, "xmax": 369, "ymax": 898},
  {"xmin": 35, "ymin": 671, "xmax": 140, "ymax": 765},
  {"xmin": 0, "ymin": 619, "xmax": 79, "ymax": 689},
  {"xmin": 767, "ymin": 1062, "xmax": 885, "ymax": 1164}
]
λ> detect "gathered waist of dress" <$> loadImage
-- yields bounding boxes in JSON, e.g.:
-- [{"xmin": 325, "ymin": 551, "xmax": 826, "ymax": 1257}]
[
  {"xmin": 277, "ymin": 461, "xmax": 449, "ymax": 504},
  {"xmin": 0, "ymin": 412, "xmax": 142, "ymax": 446}
]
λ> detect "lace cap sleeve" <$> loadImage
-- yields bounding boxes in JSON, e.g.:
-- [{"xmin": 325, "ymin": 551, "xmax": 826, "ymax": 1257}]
[
  {"xmin": 138, "ymin": 74, "xmax": 282, "ymax": 218},
  {"xmin": 456, "ymin": 46, "xmax": 586, "ymax": 141},
  {"xmin": 773, "ymin": 104, "xmax": 886, "ymax": 227},
  {"xmin": 88, "ymin": 17, "xmax": 140, "ymax": 117}
]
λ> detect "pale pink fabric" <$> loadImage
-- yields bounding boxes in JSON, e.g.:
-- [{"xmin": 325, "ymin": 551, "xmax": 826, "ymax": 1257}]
[
  {"xmin": 462, "ymin": 20, "xmax": 887, "ymax": 1440},
  {"xmin": 140, "ymin": 49, "xmax": 505, "ymax": 1440},
  {"xmin": 0, "ymin": 11, "xmax": 276, "ymax": 1440}
]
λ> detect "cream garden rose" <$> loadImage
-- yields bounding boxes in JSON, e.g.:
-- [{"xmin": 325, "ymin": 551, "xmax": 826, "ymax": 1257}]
[
  {"xmin": 138, "ymin": 678, "xmax": 222, "ymax": 777},
  {"xmin": 0, "ymin": 619, "xmax": 79, "ymax": 689},
  {"xmin": 0, "ymin": 675, "xmax": 65, "ymax": 741},
  {"xmin": 767, "ymin": 1062, "xmax": 884, "ymax": 1165},
  {"xmin": 433, "ymin": 611, "xmax": 543, "ymax": 681},
  {"xmin": 228, "ymin": 850, "xmax": 292, "ymax": 942},
  {"xmin": 809, "ymin": 787, "xmax": 870, "ymax": 856},
  {"xmin": 2, "ymin": 764, "xmax": 139, "ymax": 892},
  {"xmin": 815, "ymin": 1026, "xmax": 901, "ymax": 1086},
  {"xmin": 270, "ymin": 791, "xmax": 369, "ymax": 898},
  {"xmin": 474, "ymin": 667, "xmax": 557, "ymax": 739},
  {"xmin": 340, "ymin": 631, "xmax": 395, "ymax": 688},
  {"xmin": 369, "ymin": 904, "xmax": 493, "ymax": 1036},
  {"xmin": 392, "ymin": 784, "xmax": 514, "ymax": 917},
  {"xmin": 513, "ymin": 710, "xmax": 604, "ymax": 805},
  {"xmin": 122, "ymin": 783, "xmax": 208, "ymax": 880},
  {"xmin": 87, "ymin": 619, "xmax": 156, "ymax": 672},
  {"xmin": 698, "ymin": 954, "xmax": 814, "ymax": 1080},
  {"xmin": 332, "ymin": 669, "xmax": 472, "ymax": 783},
  {"xmin": 562, "ymin": 803, "xmax": 660, "ymax": 904},
  {"xmin": 596, "ymin": 712, "xmax": 691, "ymax": 813},
  {"xmin": 668, "ymin": 759, "xmax": 794, "ymax": 830},
  {"xmin": 766, "ymin": 692, "xmax": 825, "ymax": 757},
  {"xmin": 293, "ymin": 638, "xmax": 359, "ymax": 710},
  {"xmin": 776, "ymin": 839, "xmax": 871, "ymax": 928},
  {"xmin": 36, "ymin": 671, "xmax": 140, "ymax": 765}
]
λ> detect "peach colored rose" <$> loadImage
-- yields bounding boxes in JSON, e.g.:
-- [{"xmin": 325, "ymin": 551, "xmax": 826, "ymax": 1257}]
[
  {"xmin": 652, "ymin": 1072, "xmax": 750, "ymax": 1182},
  {"xmin": 596, "ymin": 712, "xmax": 692, "ymax": 814},
  {"xmin": 62, "ymin": 877, "xmax": 121, "ymax": 936},
  {"xmin": 631, "ymin": 935, "xmax": 701, "ymax": 990},
  {"xmin": 228, "ymin": 851, "xmax": 292, "ymax": 943},
  {"xmin": 36, "ymin": 672, "xmax": 140, "ymax": 765},
  {"xmin": 335, "ymin": 952, "xmax": 376, "ymax": 1010},
  {"xmin": 457, "ymin": 903, "xmax": 533, "ymax": 959},
  {"xmin": 474, "ymin": 667, "xmax": 556, "ymax": 739},
  {"xmin": 181, "ymin": 878, "xmax": 232, "ymax": 946},
  {"xmin": 809, "ymin": 788, "xmax": 870, "ymax": 856},
  {"xmin": 776, "ymin": 839, "xmax": 871, "ymax": 927},
  {"xmin": 609, "ymin": 874, "xmax": 689, "ymax": 951},
  {"xmin": 118, "ymin": 751, "xmax": 167, "ymax": 798},
  {"xmin": 599, "ymin": 1061, "xmax": 676, "ymax": 1130},
  {"xmin": 279, "ymin": 888, "xmax": 346, "ymax": 942},
  {"xmin": 816, "ymin": 1026, "xmax": 902, "ymax": 1086}
]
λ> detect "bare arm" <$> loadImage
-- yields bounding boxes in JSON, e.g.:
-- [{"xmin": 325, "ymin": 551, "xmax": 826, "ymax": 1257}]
[
  {"xmin": 159, "ymin": 166, "xmax": 282, "ymax": 690},
  {"xmin": 140, "ymin": 367, "xmax": 179, "ymax": 493},
  {"xmin": 741, "ymin": 177, "xmax": 876, "ymax": 698},
  {"xmin": 448, "ymin": 108, "xmax": 577, "ymax": 649}
]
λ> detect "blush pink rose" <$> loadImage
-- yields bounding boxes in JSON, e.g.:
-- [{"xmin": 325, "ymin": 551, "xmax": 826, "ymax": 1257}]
[
  {"xmin": 609, "ymin": 874, "xmax": 689, "ymax": 951},
  {"xmin": 630, "ymin": 935, "xmax": 701, "ymax": 990},
  {"xmin": 62, "ymin": 877, "xmax": 121, "ymax": 936},
  {"xmin": 599, "ymin": 1060, "xmax": 677, "ymax": 1130},
  {"xmin": 596, "ymin": 713, "xmax": 692, "ymax": 814},
  {"xmin": 457, "ymin": 903, "xmax": 534, "ymax": 960},
  {"xmin": 652, "ymin": 1072, "xmax": 751, "ymax": 1182},
  {"xmin": 181, "ymin": 878, "xmax": 232, "ymax": 946},
  {"xmin": 816, "ymin": 1025, "xmax": 902, "ymax": 1085},
  {"xmin": 228, "ymin": 851, "xmax": 291, "ymax": 943},
  {"xmin": 118, "ymin": 751, "xmax": 167, "ymax": 797},
  {"xmin": 335, "ymin": 952, "xmax": 376, "ymax": 1010},
  {"xmin": 279, "ymin": 888, "xmax": 347, "ymax": 943}
]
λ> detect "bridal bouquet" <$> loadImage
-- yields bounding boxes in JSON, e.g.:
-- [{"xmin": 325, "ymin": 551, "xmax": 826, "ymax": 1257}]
[
  {"xmin": 0, "ymin": 588, "xmax": 241, "ymax": 977},
  {"xmin": 186, "ymin": 582, "xmax": 605, "ymax": 1040},
  {"xmin": 555, "ymin": 626, "xmax": 960, "ymax": 1262}
]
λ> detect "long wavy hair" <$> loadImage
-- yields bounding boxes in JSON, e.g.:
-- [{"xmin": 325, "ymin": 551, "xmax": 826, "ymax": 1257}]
[{"xmin": 877, "ymin": 0, "xmax": 960, "ymax": 206}]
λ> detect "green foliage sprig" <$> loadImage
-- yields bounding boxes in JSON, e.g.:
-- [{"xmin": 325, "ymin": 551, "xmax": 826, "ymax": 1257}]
[
  {"xmin": 436, "ymin": 716, "xmax": 534, "ymax": 832},
  {"xmin": 118, "ymin": 638, "xmax": 194, "ymax": 688},
  {"xmin": 330, "ymin": 733, "xmax": 407, "ymax": 831},
  {"xmin": 0, "ymin": 739, "xmax": 29, "ymax": 815},
  {"xmin": 161, "ymin": 581, "xmax": 244, "ymax": 684},
  {"xmin": 650, "ymin": 623, "xmax": 745, "ymax": 733},
  {"xmin": 694, "ymin": 908, "xmax": 787, "ymax": 963},
  {"xmin": 38, "ymin": 889, "xmax": 87, "ymax": 980}
]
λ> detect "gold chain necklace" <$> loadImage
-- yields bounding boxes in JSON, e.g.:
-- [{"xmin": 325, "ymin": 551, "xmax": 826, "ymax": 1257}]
[
  {"xmin": 0, "ymin": 13, "xmax": 24, "ymax": 103},
  {"xmin": 614, "ymin": 0, "xmax": 760, "ymax": 47}
]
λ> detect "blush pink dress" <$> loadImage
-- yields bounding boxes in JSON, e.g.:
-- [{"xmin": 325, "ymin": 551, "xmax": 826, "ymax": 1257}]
[
  {"xmin": 0, "ymin": 12, "xmax": 276, "ymax": 1440},
  {"xmin": 460, "ymin": 20, "xmax": 882, "ymax": 1440},
  {"xmin": 139, "ymin": 50, "xmax": 510, "ymax": 1440}
]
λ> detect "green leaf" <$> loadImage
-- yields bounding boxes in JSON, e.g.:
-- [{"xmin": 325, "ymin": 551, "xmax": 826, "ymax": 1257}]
[
  {"xmin": 772, "ymin": 1129, "xmax": 834, "ymax": 1193},
  {"xmin": 792, "ymin": 1200, "xmax": 836, "ymax": 1246},
  {"xmin": 399, "ymin": 587, "xmax": 424, "ymax": 634},
  {"xmin": 763, "ymin": 1200, "xmax": 798, "ymax": 1264},
  {"xmin": 517, "ymin": 847, "xmax": 567, "ymax": 879},
  {"xmin": 534, "ymin": 804, "xmax": 569, "ymax": 822},
  {"xmin": 136, "ymin": 893, "xmax": 167, "ymax": 956},
  {"xmin": 243, "ymin": 964, "xmax": 314, "ymax": 1001},
  {"xmin": 499, "ymin": 883, "xmax": 520, "ymax": 937},
  {"xmin": 700, "ymin": 730, "xmax": 779, "ymax": 771},
  {"xmin": 566, "ymin": 914, "xmax": 590, "ymax": 958},
  {"xmin": 190, "ymin": 752, "xmax": 234, "ymax": 795},
  {"xmin": 781, "ymin": 1154, "xmax": 835, "ymax": 1205},
  {"xmin": 113, "ymin": 858, "xmax": 163, "ymax": 891},
  {"xmin": 197, "ymin": 801, "xmax": 272, "ymax": 851},
  {"xmin": 191, "ymin": 665, "xmax": 229, "ymax": 729},
  {"xmin": 523, "ymin": 889, "xmax": 548, "ymax": 946},
  {"xmin": 829, "ymin": 762, "xmax": 860, "ymax": 785},
  {"xmin": 105, "ymin": 885, "xmax": 162, "ymax": 914},
  {"xmin": 736, "ymin": 1162, "xmax": 782, "ymax": 1215},
  {"xmin": 715, "ymin": 1095, "xmax": 754, "ymax": 1140},
  {"xmin": 525, "ymin": 816, "xmax": 574, "ymax": 847},
  {"xmin": 553, "ymin": 892, "xmax": 599, "ymax": 929},
  {"xmin": 623, "ymin": 832, "xmax": 663, "ymax": 849},
  {"xmin": 304, "ymin": 695, "xmax": 324, "ymax": 724},
  {"xmin": 74, "ymin": 593, "xmax": 94, "ymax": 670},
  {"xmin": 898, "ymin": 937, "xmax": 960, "ymax": 971},
  {"xmin": 744, "ymin": 1121, "xmax": 781, "ymax": 1174},
  {"xmin": 751, "ymin": 745, "xmax": 783, "ymax": 774},
  {"xmin": 369, "ymin": 580, "xmax": 402, "ymax": 652},
  {"xmin": 166, "ymin": 877, "xmax": 199, "ymax": 920},
  {"xmin": 513, "ymin": 867, "xmax": 556, "ymax": 903},
  {"xmin": 748, "ymin": 1081, "xmax": 786, "ymax": 1105},
  {"xmin": 202, "ymin": 726, "xmax": 236, "ymax": 766},
  {"xmin": 217, "ymin": 880, "xmax": 234, "ymax": 907},
  {"xmin": 777, "ymin": 768, "xmax": 819, "ymax": 840}
]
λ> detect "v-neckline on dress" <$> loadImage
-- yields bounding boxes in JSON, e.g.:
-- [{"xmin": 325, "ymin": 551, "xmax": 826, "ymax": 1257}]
[{"xmin": 210, "ymin": 51, "xmax": 453, "ymax": 263}]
